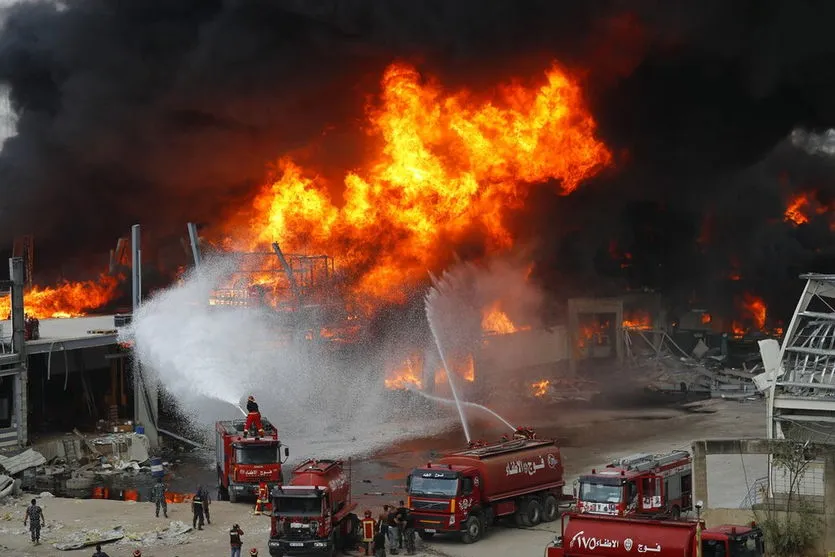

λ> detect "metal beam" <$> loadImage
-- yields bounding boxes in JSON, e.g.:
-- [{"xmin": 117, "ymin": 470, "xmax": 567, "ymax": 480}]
[
  {"xmin": 777, "ymin": 382, "xmax": 835, "ymax": 390},
  {"xmin": 785, "ymin": 346, "xmax": 835, "ymax": 357},
  {"xmin": 271, "ymin": 242, "xmax": 301, "ymax": 301},
  {"xmin": 25, "ymin": 335, "xmax": 118, "ymax": 355},
  {"xmin": 187, "ymin": 222, "xmax": 202, "ymax": 268},
  {"xmin": 773, "ymin": 396, "xmax": 835, "ymax": 412}
]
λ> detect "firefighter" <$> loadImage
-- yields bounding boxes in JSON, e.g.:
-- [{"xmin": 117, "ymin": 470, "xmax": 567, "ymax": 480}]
[
  {"xmin": 395, "ymin": 500, "xmax": 408, "ymax": 549},
  {"xmin": 192, "ymin": 487, "xmax": 205, "ymax": 530},
  {"xmin": 91, "ymin": 543, "xmax": 111, "ymax": 557},
  {"xmin": 386, "ymin": 504, "xmax": 400, "ymax": 554},
  {"xmin": 133, "ymin": 551, "xmax": 142, "ymax": 557},
  {"xmin": 199, "ymin": 485, "xmax": 212, "ymax": 524},
  {"xmin": 253, "ymin": 481, "xmax": 270, "ymax": 515},
  {"xmin": 244, "ymin": 395, "xmax": 265, "ymax": 437},
  {"xmin": 373, "ymin": 527, "xmax": 387, "ymax": 557},
  {"xmin": 151, "ymin": 479, "xmax": 168, "ymax": 518},
  {"xmin": 229, "ymin": 523, "xmax": 244, "ymax": 557},
  {"xmin": 360, "ymin": 510, "xmax": 376, "ymax": 555},
  {"xmin": 249, "ymin": 549, "xmax": 259, "ymax": 556},
  {"xmin": 23, "ymin": 498, "xmax": 45, "ymax": 545},
  {"xmin": 403, "ymin": 508, "xmax": 416, "ymax": 556}
]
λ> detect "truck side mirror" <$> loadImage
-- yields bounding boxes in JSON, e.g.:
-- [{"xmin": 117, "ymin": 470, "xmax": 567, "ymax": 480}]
[
  {"xmin": 284, "ymin": 447, "xmax": 289, "ymax": 458},
  {"xmin": 405, "ymin": 475, "xmax": 411, "ymax": 490}
]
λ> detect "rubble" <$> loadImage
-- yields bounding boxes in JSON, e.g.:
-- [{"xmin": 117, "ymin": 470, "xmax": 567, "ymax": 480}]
[
  {"xmin": 120, "ymin": 520, "xmax": 192, "ymax": 547},
  {"xmin": 0, "ymin": 448, "xmax": 46, "ymax": 475},
  {"xmin": 53, "ymin": 526, "xmax": 125, "ymax": 550}
]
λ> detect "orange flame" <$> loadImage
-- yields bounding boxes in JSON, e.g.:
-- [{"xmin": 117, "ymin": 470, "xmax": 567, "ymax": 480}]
[
  {"xmin": 0, "ymin": 275, "xmax": 120, "ymax": 319},
  {"xmin": 701, "ymin": 312, "xmax": 712, "ymax": 324},
  {"xmin": 531, "ymin": 379, "xmax": 550, "ymax": 397},
  {"xmin": 785, "ymin": 193, "xmax": 810, "ymax": 225},
  {"xmin": 384, "ymin": 356, "xmax": 423, "ymax": 390},
  {"xmin": 577, "ymin": 321, "xmax": 610, "ymax": 349},
  {"xmin": 222, "ymin": 61, "xmax": 611, "ymax": 305},
  {"xmin": 741, "ymin": 293, "xmax": 767, "ymax": 330},
  {"xmin": 622, "ymin": 311, "xmax": 652, "ymax": 330},
  {"xmin": 481, "ymin": 301, "xmax": 528, "ymax": 335}
]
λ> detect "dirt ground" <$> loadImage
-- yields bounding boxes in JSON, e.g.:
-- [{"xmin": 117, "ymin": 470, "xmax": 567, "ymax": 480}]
[{"xmin": 0, "ymin": 398, "xmax": 766, "ymax": 557}]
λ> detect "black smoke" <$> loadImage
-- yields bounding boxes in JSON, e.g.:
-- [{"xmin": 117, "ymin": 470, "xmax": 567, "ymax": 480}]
[{"xmin": 0, "ymin": 0, "xmax": 834, "ymax": 322}]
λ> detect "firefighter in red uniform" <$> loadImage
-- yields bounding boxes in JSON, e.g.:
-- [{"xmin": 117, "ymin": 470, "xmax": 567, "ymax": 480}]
[
  {"xmin": 253, "ymin": 481, "xmax": 270, "ymax": 515},
  {"xmin": 244, "ymin": 395, "xmax": 265, "ymax": 437},
  {"xmin": 360, "ymin": 510, "xmax": 376, "ymax": 555}
]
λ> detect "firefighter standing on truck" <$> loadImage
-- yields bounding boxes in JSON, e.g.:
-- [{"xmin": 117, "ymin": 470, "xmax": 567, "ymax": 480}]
[
  {"xmin": 244, "ymin": 395, "xmax": 265, "ymax": 437},
  {"xmin": 192, "ymin": 487, "xmax": 205, "ymax": 530},
  {"xmin": 361, "ymin": 510, "xmax": 376, "ymax": 555}
]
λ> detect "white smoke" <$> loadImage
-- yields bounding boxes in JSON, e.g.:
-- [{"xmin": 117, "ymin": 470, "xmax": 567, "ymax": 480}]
[{"xmin": 120, "ymin": 256, "xmax": 456, "ymax": 461}]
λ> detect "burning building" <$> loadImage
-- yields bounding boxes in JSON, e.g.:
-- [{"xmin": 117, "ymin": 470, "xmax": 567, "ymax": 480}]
[{"xmin": 0, "ymin": 3, "xmax": 834, "ymax": 444}]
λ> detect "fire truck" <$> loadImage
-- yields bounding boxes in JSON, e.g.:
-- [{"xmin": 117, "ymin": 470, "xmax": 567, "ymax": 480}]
[
  {"xmin": 407, "ymin": 429, "xmax": 569, "ymax": 544},
  {"xmin": 215, "ymin": 418, "xmax": 289, "ymax": 503},
  {"xmin": 576, "ymin": 450, "xmax": 692, "ymax": 519},
  {"xmin": 268, "ymin": 459, "xmax": 359, "ymax": 556},
  {"xmin": 545, "ymin": 513, "xmax": 764, "ymax": 557}
]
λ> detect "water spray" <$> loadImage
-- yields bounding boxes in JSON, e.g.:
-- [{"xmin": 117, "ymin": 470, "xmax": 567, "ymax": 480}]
[
  {"xmin": 425, "ymin": 286, "xmax": 472, "ymax": 444},
  {"xmin": 406, "ymin": 386, "xmax": 516, "ymax": 432}
]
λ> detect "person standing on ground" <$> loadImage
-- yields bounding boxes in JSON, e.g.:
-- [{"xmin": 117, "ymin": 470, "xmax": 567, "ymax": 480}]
[
  {"xmin": 373, "ymin": 527, "xmax": 387, "ymax": 557},
  {"xmin": 23, "ymin": 498, "xmax": 45, "ymax": 545},
  {"xmin": 403, "ymin": 508, "xmax": 416, "ymax": 556},
  {"xmin": 151, "ymin": 479, "xmax": 168, "ymax": 518},
  {"xmin": 199, "ymin": 485, "xmax": 212, "ymax": 524},
  {"xmin": 91, "ymin": 543, "xmax": 110, "ymax": 557},
  {"xmin": 192, "ymin": 487, "xmax": 205, "ymax": 530},
  {"xmin": 386, "ymin": 504, "xmax": 400, "ymax": 555},
  {"xmin": 395, "ymin": 500, "xmax": 408, "ymax": 550},
  {"xmin": 230, "ymin": 523, "xmax": 244, "ymax": 557}
]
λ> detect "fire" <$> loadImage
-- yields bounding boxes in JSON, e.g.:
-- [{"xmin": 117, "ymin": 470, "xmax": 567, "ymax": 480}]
[
  {"xmin": 0, "ymin": 275, "xmax": 120, "ymax": 319},
  {"xmin": 785, "ymin": 193, "xmax": 810, "ymax": 225},
  {"xmin": 384, "ymin": 356, "xmax": 423, "ymax": 390},
  {"xmin": 481, "ymin": 302, "xmax": 528, "ymax": 335},
  {"xmin": 223, "ymin": 61, "xmax": 611, "ymax": 305},
  {"xmin": 741, "ymin": 293, "xmax": 767, "ymax": 330},
  {"xmin": 701, "ymin": 313, "xmax": 712, "ymax": 324},
  {"xmin": 531, "ymin": 380, "xmax": 550, "ymax": 397},
  {"xmin": 577, "ymin": 321, "xmax": 610, "ymax": 349},
  {"xmin": 622, "ymin": 311, "xmax": 652, "ymax": 330}
]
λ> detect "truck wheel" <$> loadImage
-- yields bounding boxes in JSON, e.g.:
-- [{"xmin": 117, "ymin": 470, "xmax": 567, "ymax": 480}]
[
  {"xmin": 523, "ymin": 498, "xmax": 543, "ymax": 526},
  {"xmin": 343, "ymin": 513, "xmax": 359, "ymax": 549},
  {"xmin": 460, "ymin": 515, "xmax": 483, "ymax": 544},
  {"xmin": 542, "ymin": 495, "xmax": 559, "ymax": 522},
  {"xmin": 418, "ymin": 530, "xmax": 435, "ymax": 540},
  {"xmin": 228, "ymin": 489, "xmax": 238, "ymax": 504}
]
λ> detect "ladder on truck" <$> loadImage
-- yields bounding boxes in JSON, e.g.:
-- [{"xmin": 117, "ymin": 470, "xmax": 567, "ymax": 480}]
[{"xmin": 609, "ymin": 450, "xmax": 690, "ymax": 473}]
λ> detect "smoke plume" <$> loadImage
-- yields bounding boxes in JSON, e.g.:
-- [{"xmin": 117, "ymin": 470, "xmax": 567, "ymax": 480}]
[{"xmin": 0, "ymin": 1, "xmax": 834, "ymax": 313}]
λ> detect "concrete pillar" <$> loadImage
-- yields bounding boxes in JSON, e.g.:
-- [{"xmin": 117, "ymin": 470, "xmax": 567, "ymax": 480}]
[
  {"xmin": 10, "ymin": 257, "xmax": 27, "ymax": 447},
  {"xmin": 692, "ymin": 440, "xmax": 709, "ymax": 510}
]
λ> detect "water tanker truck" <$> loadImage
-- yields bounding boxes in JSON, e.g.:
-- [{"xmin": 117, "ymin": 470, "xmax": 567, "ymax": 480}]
[
  {"xmin": 268, "ymin": 459, "xmax": 359, "ymax": 557},
  {"xmin": 545, "ymin": 513, "xmax": 764, "ymax": 557},
  {"xmin": 407, "ymin": 430, "xmax": 569, "ymax": 543},
  {"xmin": 216, "ymin": 418, "xmax": 289, "ymax": 502}
]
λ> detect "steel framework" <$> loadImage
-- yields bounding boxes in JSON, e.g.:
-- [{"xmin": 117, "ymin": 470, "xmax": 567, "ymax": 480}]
[{"xmin": 766, "ymin": 274, "xmax": 835, "ymax": 441}]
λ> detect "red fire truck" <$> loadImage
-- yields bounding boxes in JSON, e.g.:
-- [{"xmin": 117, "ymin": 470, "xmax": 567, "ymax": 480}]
[
  {"xmin": 215, "ymin": 418, "xmax": 289, "ymax": 503},
  {"xmin": 407, "ymin": 431, "xmax": 569, "ymax": 544},
  {"xmin": 545, "ymin": 513, "xmax": 764, "ymax": 557},
  {"xmin": 268, "ymin": 459, "xmax": 359, "ymax": 556},
  {"xmin": 576, "ymin": 450, "xmax": 692, "ymax": 519}
]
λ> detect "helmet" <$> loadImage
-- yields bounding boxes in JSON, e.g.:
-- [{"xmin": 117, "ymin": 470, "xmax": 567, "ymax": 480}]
[
  {"xmin": 250, "ymin": 549, "xmax": 259, "ymax": 556},
  {"xmin": 364, "ymin": 510, "xmax": 372, "ymax": 517},
  {"xmin": 133, "ymin": 551, "xmax": 142, "ymax": 557},
  {"xmin": 248, "ymin": 395, "xmax": 255, "ymax": 401}
]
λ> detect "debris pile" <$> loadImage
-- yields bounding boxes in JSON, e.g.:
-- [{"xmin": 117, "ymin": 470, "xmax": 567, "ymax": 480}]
[{"xmin": 624, "ymin": 327, "xmax": 764, "ymax": 399}]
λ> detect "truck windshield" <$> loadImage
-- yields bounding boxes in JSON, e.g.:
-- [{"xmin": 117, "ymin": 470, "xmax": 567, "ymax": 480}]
[
  {"xmin": 409, "ymin": 476, "xmax": 459, "ymax": 497},
  {"xmin": 274, "ymin": 496, "xmax": 322, "ymax": 516},
  {"xmin": 579, "ymin": 481, "xmax": 622, "ymax": 503},
  {"xmin": 235, "ymin": 445, "xmax": 278, "ymax": 465}
]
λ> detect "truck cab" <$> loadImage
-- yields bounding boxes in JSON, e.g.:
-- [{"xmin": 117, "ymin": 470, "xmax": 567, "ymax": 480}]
[
  {"xmin": 577, "ymin": 451, "xmax": 692, "ymax": 518},
  {"xmin": 216, "ymin": 418, "xmax": 289, "ymax": 502},
  {"xmin": 407, "ymin": 466, "xmax": 481, "ymax": 539},
  {"xmin": 268, "ymin": 459, "xmax": 358, "ymax": 557}
]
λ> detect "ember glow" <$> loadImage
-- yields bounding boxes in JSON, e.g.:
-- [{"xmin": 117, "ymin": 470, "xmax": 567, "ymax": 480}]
[
  {"xmin": 784, "ymin": 193, "xmax": 811, "ymax": 225},
  {"xmin": 0, "ymin": 275, "xmax": 120, "ymax": 320},
  {"xmin": 223, "ymin": 61, "xmax": 611, "ymax": 305},
  {"xmin": 531, "ymin": 379, "xmax": 550, "ymax": 397},
  {"xmin": 384, "ymin": 356, "xmax": 423, "ymax": 390},
  {"xmin": 481, "ymin": 301, "xmax": 528, "ymax": 335},
  {"xmin": 622, "ymin": 311, "xmax": 652, "ymax": 330}
]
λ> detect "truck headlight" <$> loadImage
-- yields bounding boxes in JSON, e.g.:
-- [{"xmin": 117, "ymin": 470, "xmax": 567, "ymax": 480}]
[{"xmin": 313, "ymin": 542, "xmax": 326, "ymax": 547}]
